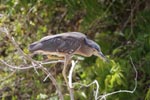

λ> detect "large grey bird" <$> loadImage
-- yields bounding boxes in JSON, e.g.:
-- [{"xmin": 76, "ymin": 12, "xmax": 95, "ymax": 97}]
[{"xmin": 29, "ymin": 32, "xmax": 107, "ymax": 86}]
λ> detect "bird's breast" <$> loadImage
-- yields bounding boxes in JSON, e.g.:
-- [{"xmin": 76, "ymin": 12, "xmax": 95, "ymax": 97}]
[{"xmin": 75, "ymin": 44, "xmax": 93, "ymax": 57}]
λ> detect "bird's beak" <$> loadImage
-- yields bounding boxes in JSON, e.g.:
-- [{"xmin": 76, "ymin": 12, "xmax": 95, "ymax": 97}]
[{"xmin": 95, "ymin": 52, "xmax": 108, "ymax": 62}]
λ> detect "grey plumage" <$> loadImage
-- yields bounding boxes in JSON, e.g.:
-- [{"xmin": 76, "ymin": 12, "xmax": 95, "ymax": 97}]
[{"xmin": 29, "ymin": 32, "xmax": 106, "ymax": 59}]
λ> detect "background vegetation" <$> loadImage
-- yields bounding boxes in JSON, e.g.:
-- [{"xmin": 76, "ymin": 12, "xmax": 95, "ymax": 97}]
[{"xmin": 0, "ymin": 0, "xmax": 150, "ymax": 100}]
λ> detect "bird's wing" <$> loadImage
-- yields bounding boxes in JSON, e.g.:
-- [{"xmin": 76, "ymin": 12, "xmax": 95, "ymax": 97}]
[{"xmin": 40, "ymin": 36, "xmax": 81, "ymax": 54}]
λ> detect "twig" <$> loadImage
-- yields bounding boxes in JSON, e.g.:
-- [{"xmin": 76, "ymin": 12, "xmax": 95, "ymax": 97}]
[
  {"xmin": 68, "ymin": 60, "xmax": 78, "ymax": 88},
  {"xmin": 40, "ymin": 65, "xmax": 64, "ymax": 99},
  {"xmin": 67, "ymin": 60, "xmax": 78, "ymax": 100},
  {"xmin": 130, "ymin": 56, "xmax": 138, "ymax": 92},
  {"xmin": 0, "ymin": 59, "xmax": 35, "ymax": 70},
  {"xmin": 74, "ymin": 80, "xmax": 99, "ymax": 100},
  {"xmin": 0, "ymin": 59, "xmax": 64, "ymax": 70}
]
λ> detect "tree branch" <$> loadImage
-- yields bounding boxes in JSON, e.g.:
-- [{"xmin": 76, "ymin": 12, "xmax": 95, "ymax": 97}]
[{"xmin": 0, "ymin": 27, "xmax": 64, "ymax": 100}]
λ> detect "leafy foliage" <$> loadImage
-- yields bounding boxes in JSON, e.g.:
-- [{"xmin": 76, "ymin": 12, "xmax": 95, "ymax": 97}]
[{"xmin": 0, "ymin": 0, "xmax": 150, "ymax": 100}]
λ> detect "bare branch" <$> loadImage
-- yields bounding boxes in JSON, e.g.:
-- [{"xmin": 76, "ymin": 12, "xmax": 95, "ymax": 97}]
[
  {"xmin": 0, "ymin": 60, "xmax": 64, "ymax": 70},
  {"xmin": 68, "ymin": 60, "xmax": 78, "ymax": 88},
  {"xmin": 74, "ymin": 80, "xmax": 99, "ymax": 100},
  {"xmin": 67, "ymin": 60, "xmax": 78, "ymax": 100},
  {"xmin": 0, "ymin": 59, "xmax": 38, "ymax": 70}
]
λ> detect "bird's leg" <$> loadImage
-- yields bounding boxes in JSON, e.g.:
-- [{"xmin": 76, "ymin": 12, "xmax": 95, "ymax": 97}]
[
  {"xmin": 62, "ymin": 55, "xmax": 71, "ymax": 87},
  {"xmin": 62, "ymin": 55, "xmax": 74, "ymax": 100}
]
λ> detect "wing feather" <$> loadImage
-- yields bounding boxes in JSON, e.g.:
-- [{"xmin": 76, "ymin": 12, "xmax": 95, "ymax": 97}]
[
  {"xmin": 39, "ymin": 36, "xmax": 81, "ymax": 54},
  {"xmin": 29, "ymin": 32, "xmax": 85, "ymax": 54}
]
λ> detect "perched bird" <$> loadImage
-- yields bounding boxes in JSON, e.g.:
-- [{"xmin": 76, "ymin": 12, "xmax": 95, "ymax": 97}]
[{"xmin": 29, "ymin": 32, "xmax": 107, "ymax": 85}]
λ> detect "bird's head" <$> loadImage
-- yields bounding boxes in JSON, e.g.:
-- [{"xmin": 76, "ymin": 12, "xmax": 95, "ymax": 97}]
[
  {"xmin": 85, "ymin": 38, "xmax": 108, "ymax": 62},
  {"xmin": 93, "ymin": 48, "xmax": 108, "ymax": 62}
]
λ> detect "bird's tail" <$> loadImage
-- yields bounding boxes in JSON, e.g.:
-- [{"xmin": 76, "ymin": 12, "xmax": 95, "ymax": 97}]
[{"xmin": 28, "ymin": 41, "xmax": 42, "ymax": 52}]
